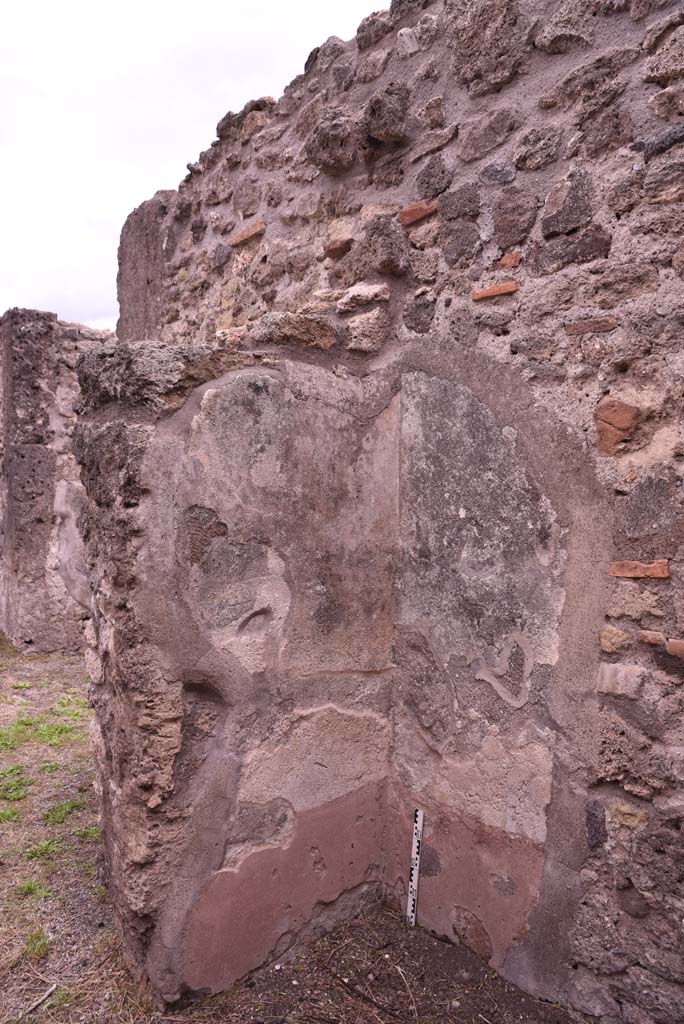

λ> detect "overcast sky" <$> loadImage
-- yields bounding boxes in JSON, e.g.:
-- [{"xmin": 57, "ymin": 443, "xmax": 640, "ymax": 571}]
[{"xmin": 1, "ymin": 0, "xmax": 377, "ymax": 330}]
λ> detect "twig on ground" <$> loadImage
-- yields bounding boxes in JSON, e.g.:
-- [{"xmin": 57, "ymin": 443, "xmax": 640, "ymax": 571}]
[
  {"xmin": 395, "ymin": 964, "xmax": 418, "ymax": 1018},
  {"xmin": 325, "ymin": 937, "xmax": 355, "ymax": 966},
  {"xmin": 26, "ymin": 962, "xmax": 53, "ymax": 986},
  {"xmin": 18, "ymin": 982, "xmax": 57, "ymax": 1018},
  {"xmin": 325, "ymin": 963, "xmax": 401, "ymax": 1020}
]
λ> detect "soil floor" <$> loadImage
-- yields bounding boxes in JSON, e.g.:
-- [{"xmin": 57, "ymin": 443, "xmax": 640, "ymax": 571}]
[{"xmin": 0, "ymin": 646, "xmax": 587, "ymax": 1024}]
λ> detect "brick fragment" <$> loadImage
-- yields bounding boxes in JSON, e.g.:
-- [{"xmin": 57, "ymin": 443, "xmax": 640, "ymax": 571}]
[
  {"xmin": 498, "ymin": 252, "xmax": 522, "ymax": 269},
  {"xmin": 228, "ymin": 221, "xmax": 266, "ymax": 247},
  {"xmin": 595, "ymin": 396, "xmax": 641, "ymax": 455},
  {"xmin": 597, "ymin": 421, "xmax": 627, "ymax": 456},
  {"xmin": 638, "ymin": 630, "xmax": 666, "ymax": 646},
  {"xmin": 596, "ymin": 397, "xmax": 640, "ymax": 433},
  {"xmin": 399, "ymin": 200, "xmax": 438, "ymax": 227},
  {"xmin": 665, "ymin": 639, "xmax": 684, "ymax": 659},
  {"xmin": 609, "ymin": 560, "xmax": 670, "ymax": 579},
  {"xmin": 471, "ymin": 281, "xmax": 519, "ymax": 302},
  {"xmin": 565, "ymin": 318, "xmax": 618, "ymax": 336}
]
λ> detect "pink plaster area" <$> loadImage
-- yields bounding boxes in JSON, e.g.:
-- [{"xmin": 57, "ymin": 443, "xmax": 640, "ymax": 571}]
[
  {"xmin": 385, "ymin": 802, "xmax": 545, "ymax": 971},
  {"xmin": 183, "ymin": 782, "xmax": 386, "ymax": 992}
]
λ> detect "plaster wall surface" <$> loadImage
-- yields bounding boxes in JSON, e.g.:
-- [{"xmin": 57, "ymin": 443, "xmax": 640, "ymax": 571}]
[{"xmin": 76, "ymin": 1, "xmax": 684, "ymax": 1020}]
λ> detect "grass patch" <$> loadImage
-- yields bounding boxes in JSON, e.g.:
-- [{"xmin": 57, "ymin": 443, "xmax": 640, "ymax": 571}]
[
  {"xmin": 0, "ymin": 766, "xmax": 33, "ymax": 801},
  {"xmin": 34, "ymin": 720, "xmax": 77, "ymax": 746},
  {"xmin": 54, "ymin": 694, "xmax": 89, "ymax": 721},
  {"xmin": 39, "ymin": 760, "xmax": 61, "ymax": 774},
  {"xmin": 12, "ymin": 681, "xmax": 31, "ymax": 691},
  {"xmin": 47, "ymin": 988, "xmax": 71, "ymax": 1009},
  {"xmin": 24, "ymin": 927, "xmax": 49, "ymax": 960},
  {"xmin": 58, "ymin": 693, "xmax": 88, "ymax": 708},
  {"xmin": 74, "ymin": 825, "xmax": 100, "ymax": 841},
  {"xmin": 0, "ymin": 806, "xmax": 20, "ymax": 822},
  {"xmin": 0, "ymin": 712, "xmax": 78, "ymax": 751},
  {"xmin": 45, "ymin": 799, "xmax": 84, "ymax": 825},
  {"xmin": 25, "ymin": 837, "xmax": 62, "ymax": 861},
  {"xmin": 17, "ymin": 879, "xmax": 53, "ymax": 900},
  {"xmin": 0, "ymin": 717, "xmax": 35, "ymax": 750}
]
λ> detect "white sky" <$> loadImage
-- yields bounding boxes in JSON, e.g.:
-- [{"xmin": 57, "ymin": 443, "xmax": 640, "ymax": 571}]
[{"xmin": 1, "ymin": 0, "xmax": 377, "ymax": 330}]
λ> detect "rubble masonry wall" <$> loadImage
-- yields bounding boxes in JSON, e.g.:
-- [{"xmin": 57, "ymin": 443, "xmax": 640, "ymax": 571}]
[{"xmin": 76, "ymin": 1, "xmax": 684, "ymax": 1020}]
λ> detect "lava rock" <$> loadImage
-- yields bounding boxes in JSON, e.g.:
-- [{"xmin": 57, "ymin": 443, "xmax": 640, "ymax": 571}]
[
  {"xmin": 446, "ymin": 0, "xmax": 532, "ymax": 96},
  {"xmin": 541, "ymin": 168, "xmax": 593, "ymax": 238},
  {"xmin": 365, "ymin": 83, "xmax": 411, "ymax": 143},
  {"xmin": 305, "ymin": 110, "xmax": 364, "ymax": 175},
  {"xmin": 458, "ymin": 108, "xmax": 520, "ymax": 164},
  {"xmin": 514, "ymin": 125, "xmax": 563, "ymax": 171},
  {"xmin": 356, "ymin": 11, "xmax": 392, "ymax": 51},
  {"xmin": 417, "ymin": 153, "xmax": 453, "ymax": 199},
  {"xmin": 491, "ymin": 186, "xmax": 538, "ymax": 249}
]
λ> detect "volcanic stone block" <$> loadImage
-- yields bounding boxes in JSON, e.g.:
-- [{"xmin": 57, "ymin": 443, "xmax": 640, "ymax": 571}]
[
  {"xmin": 305, "ymin": 110, "xmax": 364, "ymax": 175},
  {"xmin": 541, "ymin": 169, "xmax": 594, "ymax": 238},
  {"xmin": 458, "ymin": 109, "xmax": 520, "ymax": 164}
]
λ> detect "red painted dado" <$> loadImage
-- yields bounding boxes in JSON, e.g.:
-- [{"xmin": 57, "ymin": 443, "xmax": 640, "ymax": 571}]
[{"xmin": 183, "ymin": 783, "xmax": 385, "ymax": 991}]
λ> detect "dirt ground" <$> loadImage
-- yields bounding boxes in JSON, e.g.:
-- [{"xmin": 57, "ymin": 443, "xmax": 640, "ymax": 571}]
[{"xmin": 0, "ymin": 645, "xmax": 586, "ymax": 1024}]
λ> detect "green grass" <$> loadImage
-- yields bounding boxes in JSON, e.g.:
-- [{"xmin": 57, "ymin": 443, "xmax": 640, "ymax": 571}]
[
  {"xmin": 24, "ymin": 927, "xmax": 49, "ymax": 960},
  {"xmin": 24, "ymin": 837, "xmax": 62, "ymax": 861},
  {"xmin": 54, "ymin": 694, "xmax": 88, "ymax": 721},
  {"xmin": 0, "ymin": 766, "xmax": 33, "ymax": 801},
  {"xmin": 0, "ymin": 806, "xmax": 20, "ymax": 822},
  {"xmin": 47, "ymin": 988, "xmax": 71, "ymax": 1009},
  {"xmin": 17, "ymin": 879, "xmax": 53, "ymax": 900},
  {"xmin": 34, "ymin": 720, "xmax": 77, "ymax": 746},
  {"xmin": 45, "ymin": 799, "xmax": 84, "ymax": 825},
  {"xmin": 74, "ymin": 825, "xmax": 100, "ymax": 841},
  {"xmin": 39, "ymin": 760, "xmax": 60, "ymax": 774},
  {"xmin": 11, "ymin": 682, "xmax": 31, "ymax": 691},
  {"xmin": 57, "ymin": 693, "xmax": 88, "ymax": 708},
  {"xmin": 0, "ymin": 712, "xmax": 78, "ymax": 751},
  {"xmin": 0, "ymin": 718, "xmax": 35, "ymax": 750}
]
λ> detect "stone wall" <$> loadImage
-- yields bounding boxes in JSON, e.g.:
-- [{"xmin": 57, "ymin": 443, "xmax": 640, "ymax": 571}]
[
  {"xmin": 0, "ymin": 309, "xmax": 107, "ymax": 652},
  {"xmin": 77, "ymin": 0, "xmax": 684, "ymax": 1020}
]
